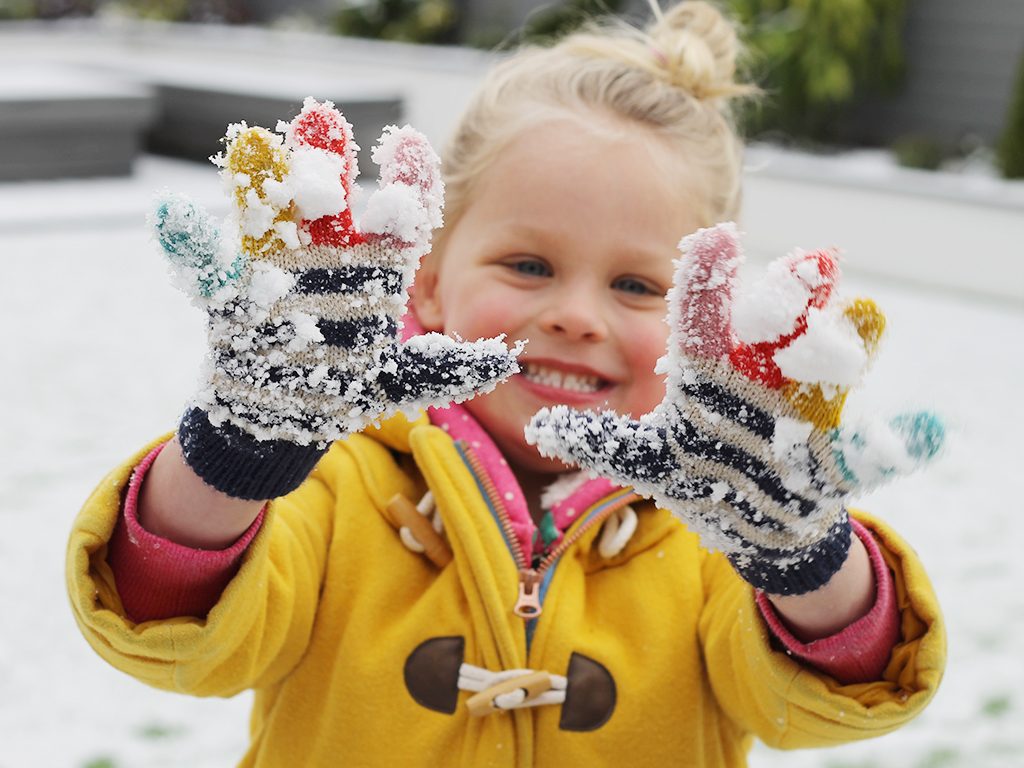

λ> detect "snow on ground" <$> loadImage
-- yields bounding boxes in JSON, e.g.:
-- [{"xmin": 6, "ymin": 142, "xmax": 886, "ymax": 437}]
[{"xmin": 1, "ymin": 157, "xmax": 1021, "ymax": 767}]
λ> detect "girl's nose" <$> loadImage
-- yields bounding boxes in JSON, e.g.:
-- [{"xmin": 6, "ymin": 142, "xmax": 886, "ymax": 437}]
[{"xmin": 538, "ymin": 293, "xmax": 609, "ymax": 342}]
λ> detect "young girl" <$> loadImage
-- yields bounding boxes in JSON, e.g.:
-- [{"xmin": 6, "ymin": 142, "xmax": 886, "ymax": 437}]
[{"xmin": 67, "ymin": 2, "xmax": 945, "ymax": 766}]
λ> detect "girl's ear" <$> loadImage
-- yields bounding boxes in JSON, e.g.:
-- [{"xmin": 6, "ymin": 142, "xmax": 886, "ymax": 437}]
[{"xmin": 411, "ymin": 254, "xmax": 445, "ymax": 332}]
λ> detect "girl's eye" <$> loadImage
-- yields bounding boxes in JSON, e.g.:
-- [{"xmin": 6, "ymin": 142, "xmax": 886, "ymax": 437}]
[
  {"xmin": 613, "ymin": 276, "xmax": 659, "ymax": 296},
  {"xmin": 507, "ymin": 258, "xmax": 551, "ymax": 277}
]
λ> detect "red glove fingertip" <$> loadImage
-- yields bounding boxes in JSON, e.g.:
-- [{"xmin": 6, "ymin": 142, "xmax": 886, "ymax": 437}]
[
  {"xmin": 729, "ymin": 248, "xmax": 841, "ymax": 389},
  {"xmin": 287, "ymin": 99, "xmax": 364, "ymax": 248}
]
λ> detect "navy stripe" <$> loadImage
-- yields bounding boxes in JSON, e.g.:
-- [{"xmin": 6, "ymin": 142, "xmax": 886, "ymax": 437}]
[
  {"xmin": 678, "ymin": 377, "xmax": 775, "ymax": 440},
  {"xmin": 670, "ymin": 425, "xmax": 817, "ymax": 517},
  {"xmin": 662, "ymin": 476, "xmax": 788, "ymax": 534},
  {"xmin": 320, "ymin": 315, "xmax": 396, "ymax": 348},
  {"xmin": 243, "ymin": 315, "xmax": 395, "ymax": 351},
  {"xmin": 556, "ymin": 411, "xmax": 676, "ymax": 481},
  {"xmin": 377, "ymin": 343, "xmax": 514, "ymax": 405},
  {"xmin": 294, "ymin": 266, "xmax": 403, "ymax": 296}
]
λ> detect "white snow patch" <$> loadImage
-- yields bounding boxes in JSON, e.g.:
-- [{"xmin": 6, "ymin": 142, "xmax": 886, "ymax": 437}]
[
  {"xmin": 288, "ymin": 146, "xmax": 348, "ymax": 220},
  {"xmin": 247, "ymin": 262, "xmax": 294, "ymax": 308},
  {"xmin": 240, "ymin": 188, "xmax": 278, "ymax": 239},
  {"xmin": 732, "ymin": 256, "xmax": 811, "ymax": 343},
  {"xmin": 285, "ymin": 310, "xmax": 324, "ymax": 352},
  {"xmin": 261, "ymin": 177, "xmax": 294, "ymax": 209},
  {"xmin": 361, "ymin": 183, "xmax": 428, "ymax": 246},
  {"xmin": 772, "ymin": 417, "xmax": 814, "ymax": 492},
  {"xmin": 835, "ymin": 417, "xmax": 916, "ymax": 489},
  {"xmin": 273, "ymin": 220, "xmax": 301, "ymax": 250},
  {"xmin": 774, "ymin": 306, "xmax": 867, "ymax": 387}
]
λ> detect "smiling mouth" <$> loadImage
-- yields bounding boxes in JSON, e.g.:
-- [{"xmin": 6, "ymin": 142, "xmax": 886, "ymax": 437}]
[{"xmin": 520, "ymin": 363, "xmax": 609, "ymax": 393}]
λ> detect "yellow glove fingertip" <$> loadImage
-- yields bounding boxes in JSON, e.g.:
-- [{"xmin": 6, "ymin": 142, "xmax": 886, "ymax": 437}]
[
  {"xmin": 844, "ymin": 298, "xmax": 886, "ymax": 357},
  {"xmin": 226, "ymin": 126, "xmax": 290, "ymax": 196}
]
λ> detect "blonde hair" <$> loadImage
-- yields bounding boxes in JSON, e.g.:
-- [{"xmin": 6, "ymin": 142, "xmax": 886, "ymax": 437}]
[{"xmin": 439, "ymin": 1, "xmax": 756, "ymax": 237}]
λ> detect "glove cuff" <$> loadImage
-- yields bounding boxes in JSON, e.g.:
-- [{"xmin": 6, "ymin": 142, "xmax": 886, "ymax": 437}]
[
  {"xmin": 178, "ymin": 407, "xmax": 329, "ymax": 500},
  {"xmin": 729, "ymin": 512, "xmax": 853, "ymax": 596}
]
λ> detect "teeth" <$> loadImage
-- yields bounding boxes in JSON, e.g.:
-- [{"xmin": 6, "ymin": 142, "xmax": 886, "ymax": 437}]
[{"xmin": 522, "ymin": 364, "xmax": 602, "ymax": 393}]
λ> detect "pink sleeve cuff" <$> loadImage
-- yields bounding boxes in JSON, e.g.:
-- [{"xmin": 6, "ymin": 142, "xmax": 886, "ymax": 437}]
[
  {"xmin": 107, "ymin": 442, "xmax": 266, "ymax": 623},
  {"xmin": 755, "ymin": 518, "xmax": 900, "ymax": 684}
]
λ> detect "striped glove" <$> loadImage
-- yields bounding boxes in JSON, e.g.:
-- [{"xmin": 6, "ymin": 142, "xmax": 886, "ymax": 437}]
[
  {"xmin": 155, "ymin": 98, "xmax": 521, "ymax": 500},
  {"xmin": 525, "ymin": 223, "xmax": 943, "ymax": 595}
]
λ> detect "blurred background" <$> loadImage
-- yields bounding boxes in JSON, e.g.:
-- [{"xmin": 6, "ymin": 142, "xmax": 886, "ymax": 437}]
[{"xmin": 1, "ymin": 1, "xmax": 1022, "ymax": 767}]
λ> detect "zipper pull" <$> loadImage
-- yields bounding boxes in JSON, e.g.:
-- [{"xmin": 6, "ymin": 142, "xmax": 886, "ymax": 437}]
[{"xmin": 514, "ymin": 568, "xmax": 542, "ymax": 619}]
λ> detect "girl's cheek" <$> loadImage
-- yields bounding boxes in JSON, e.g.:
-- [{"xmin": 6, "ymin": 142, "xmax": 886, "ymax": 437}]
[
  {"xmin": 446, "ymin": 292, "xmax": 521, "ymax": 340},
  {"xmin": 625, "ymin": 319, "xmax": 671, "ymax": 413}
]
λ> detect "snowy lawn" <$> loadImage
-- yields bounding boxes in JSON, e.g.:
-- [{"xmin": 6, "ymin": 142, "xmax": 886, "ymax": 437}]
[{"xmin": 1, "ymin": 157, "xmax": 1021, "ymax": 767}]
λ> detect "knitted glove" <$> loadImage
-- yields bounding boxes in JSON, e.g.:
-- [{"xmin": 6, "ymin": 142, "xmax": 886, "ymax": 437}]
[
  {"xmin": 525, "ymin": 223, "xmax": 943, "ymax": 595},
  {"xmin": 155, "ymin": 98, "xmax": 522, "ymax": 500}
]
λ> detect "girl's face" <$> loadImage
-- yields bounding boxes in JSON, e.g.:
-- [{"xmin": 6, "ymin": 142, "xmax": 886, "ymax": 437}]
[{"xmin": 415, "ymin": 116, "xmax": 704, "ymax": 479}]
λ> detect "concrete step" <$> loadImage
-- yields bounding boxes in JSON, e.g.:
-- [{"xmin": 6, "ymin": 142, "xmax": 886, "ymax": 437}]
[{"xmin": 0, "ymin": 66, "xmax": 156, "ymax": 181}]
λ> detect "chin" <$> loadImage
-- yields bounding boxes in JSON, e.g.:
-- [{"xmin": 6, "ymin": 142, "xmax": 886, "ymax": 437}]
[{"xmin": 503, "ymin": 436, "xmax": 577, "ymax": 475}]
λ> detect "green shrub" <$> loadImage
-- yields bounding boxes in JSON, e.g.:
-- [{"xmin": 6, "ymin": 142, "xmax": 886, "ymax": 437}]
[
  {"xmin": 334, "ymin": 0, "xmax": 459, "ymax": 44},
  {"xmin": 0, "ymin": 0, "xmax": 35, "ymax": 19},
  {"xmin": 997, "ymin": 47, "xmax": 1024, "ymax": 179},
  {"xmin": 100, "ymin": 0, "xmax": 189, "ymax": 21},
  {"xmin": 503, "ymin": 0, "xmax": 909, "ymax": 145},
  {"xmin": 726, "ymin": 0, "xmax": 909, "ymax": 143},
  {"xmin": 891, "ymin": 134, "xmax": 950, "ymax": 170}
]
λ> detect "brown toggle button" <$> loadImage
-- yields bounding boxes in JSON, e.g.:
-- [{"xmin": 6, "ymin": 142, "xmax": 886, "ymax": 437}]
[
  {"xmin": 387, "ymin": 493, "xmax": 452, "ymax": 568},
  {"xmin": 559, "ymin": 653, "xmax": 617, "ymax": 731},
  {"xmin": 466, "ymin": 671, "xmax": 552, "ymax": 716},
  {"xmin": 403, "ymin": 636, "xmax": 464, "ymax": 714}
]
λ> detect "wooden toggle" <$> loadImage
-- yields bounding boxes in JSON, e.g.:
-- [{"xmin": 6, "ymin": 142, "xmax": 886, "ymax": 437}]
[
  {"xmin": 387, "ymin": 494, "xmax": 453, "ymax": 568},
  {"xmin": 466, "ymin": 671, "xmax": 553, "ymax": 717}
]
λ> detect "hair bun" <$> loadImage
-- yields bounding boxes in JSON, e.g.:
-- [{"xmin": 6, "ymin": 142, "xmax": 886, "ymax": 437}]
[{"xmin": 647, "ymin": 1, "xmax": 745, "ymax": 102}]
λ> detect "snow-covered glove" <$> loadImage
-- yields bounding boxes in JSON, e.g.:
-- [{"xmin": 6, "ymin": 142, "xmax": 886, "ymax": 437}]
[
  {"xmin": 525, "ymin": 223, "xmax": 943, "ymax": 595},
  {"xmin": 155, "ymin": 98, "xmax": 522, "ymax": 500}
]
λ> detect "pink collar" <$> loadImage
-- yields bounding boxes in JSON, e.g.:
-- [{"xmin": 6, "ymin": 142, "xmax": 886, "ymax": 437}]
[
  {"xmin": 427, "ymin": 400, "xmax": 622, "ymax": 558},
  {"xmin": 401, "ymin": 311, "xmax": 624, "ymax": 556}
]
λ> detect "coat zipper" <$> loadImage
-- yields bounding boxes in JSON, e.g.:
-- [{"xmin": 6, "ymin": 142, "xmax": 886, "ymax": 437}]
[{"xmin": 459, "ymin": 442, "xmax": 640, "ymax": 620}]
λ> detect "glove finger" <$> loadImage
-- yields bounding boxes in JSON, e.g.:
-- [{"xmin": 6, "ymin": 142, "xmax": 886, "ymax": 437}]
[
  {"xmin": 670, "ymin": 222, "xmax": 743, "ymax": 361},
  {"xmin": 831, "ymin": 410, "xmax": 945, "ymax": 491},
  {"xmin": 525, "ymin": 406, "xmax": 676, "ymax": 485},
  {"xmin": 780, "ymin": 298, "xmax": 886, "ymax": 429},
  {"xmin": 151, "ymin": 193, "xmax": 244, "ymax": 304},
  {"xmin": 359, "ymin": 126, "xmax": 443, "ymax": 259},
  {"xmin": 380, "ymin": 334, "xmax": 523, "ymax": 410},
  {"xmin": 284, "ymin": 97, "xmax": 361, "ymax": 248},
  {"xmin": 373, "ymin": 125, "xmax": 443, "ymax": 229},
  {"xmin": 730, "ymin": 247, "xmax": 840, "ymax": 388},
  {"xmin": 224, "ymin": 124, "xmax": 296, "ymax": 260}
]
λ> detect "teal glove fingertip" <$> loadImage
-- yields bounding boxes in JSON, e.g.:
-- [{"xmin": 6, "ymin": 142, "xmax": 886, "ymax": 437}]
[
  {"xmin": 891, "ymin": 411, "xmax": 945, "ymax": 462},
  {"xmin": 831, "ymin": 410, "xmax": 945, "ymax": 490},
  {"xmin": 152, "ymin": 193, "xmax": 245, "ymax": 300}
]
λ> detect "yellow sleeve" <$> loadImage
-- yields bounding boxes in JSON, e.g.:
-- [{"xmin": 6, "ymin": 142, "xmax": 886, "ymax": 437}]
[
  {"xmin": 698, "ymin": 510, "xmax": 946, "ymax": 749},
  {"xmin": 65, "ymin": 435, "xmax": 349, "ymax": 699}
]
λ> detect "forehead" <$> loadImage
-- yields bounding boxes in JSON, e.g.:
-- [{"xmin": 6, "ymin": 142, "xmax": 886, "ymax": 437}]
[{"xmin": 466, "ymin": 116, "xmax": 703, "ymax": 257}]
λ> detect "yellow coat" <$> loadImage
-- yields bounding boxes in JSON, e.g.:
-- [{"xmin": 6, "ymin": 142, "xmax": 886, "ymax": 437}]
[{"xmin": 67, "ymin": 414, "xmax": 945, "ymax": 767}]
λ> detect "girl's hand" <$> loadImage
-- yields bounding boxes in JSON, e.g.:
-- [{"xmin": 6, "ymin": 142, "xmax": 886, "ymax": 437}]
[
  {"xmin": 525, "ymin": 223, "xmax": 943, "ymax": 596},
  {"xmin": 154, "ymin": 98, "xmax": 521, "ymax": 500}
]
